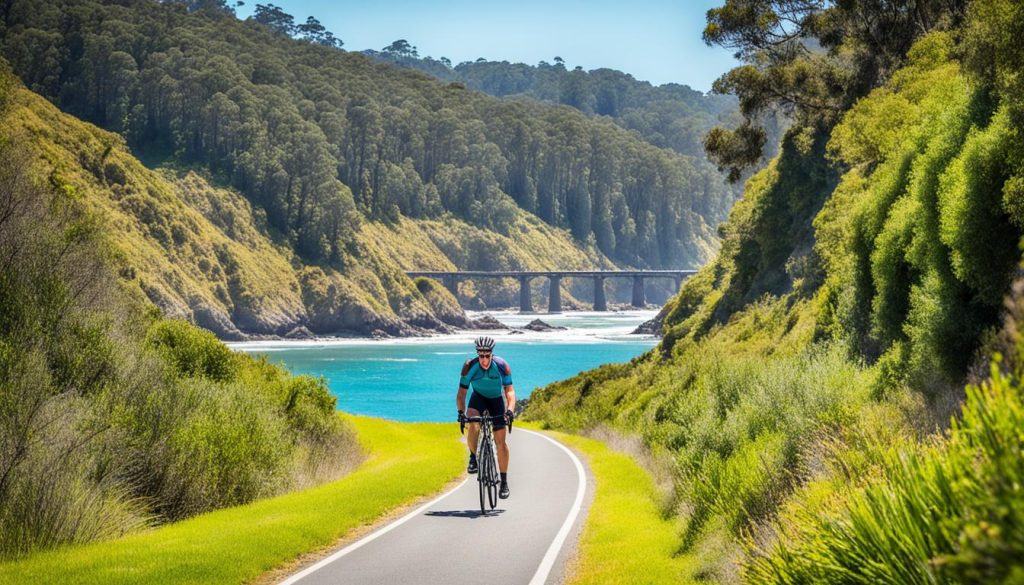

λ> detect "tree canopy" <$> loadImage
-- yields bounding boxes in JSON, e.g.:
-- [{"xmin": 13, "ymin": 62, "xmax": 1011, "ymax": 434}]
[
  {"xmin": 702, "ymin": 0, "xmax": 968, "ymax": 180},
  {"xmin": 0, "ymin": 0, "xmax": 734, "ymax": 270}
]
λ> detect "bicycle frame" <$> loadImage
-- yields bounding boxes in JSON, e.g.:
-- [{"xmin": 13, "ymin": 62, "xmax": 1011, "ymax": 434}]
[{"xmin": 476, "ymin": 418, "xmax": 499, "ymax": 479}]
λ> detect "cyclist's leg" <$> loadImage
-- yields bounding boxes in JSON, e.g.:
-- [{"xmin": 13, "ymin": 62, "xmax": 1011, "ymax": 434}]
[
  {"xmin": 494, "ymin": 426, "xmax": 509, "ymax": 472},
  {"xmin": 466, "ymin": 407, "xmax": 480, "ymax": 455},
  {"xmin": 466, "ymin": 392, "xmax": 485, "ymax": 455},
  {"xmin": 487, "ymin": 394, "xmax": 509, "ymax": 473}
]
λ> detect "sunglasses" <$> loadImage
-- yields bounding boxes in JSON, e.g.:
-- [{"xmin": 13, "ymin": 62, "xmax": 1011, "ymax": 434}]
[{"xmin": 477, "ymin": 352, "xmax": 492, "ymax": 357}]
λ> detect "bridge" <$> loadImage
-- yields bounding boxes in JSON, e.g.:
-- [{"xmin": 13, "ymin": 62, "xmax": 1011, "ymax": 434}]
[{"xmin": 406, "ymin": 270, "xmax": 697, "ymax": 313}]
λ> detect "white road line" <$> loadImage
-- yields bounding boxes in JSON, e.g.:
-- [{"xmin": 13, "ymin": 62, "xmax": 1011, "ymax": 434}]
[
  {"xmin": 522, "ymin": 429, "xmax": 587, "ymax": 585},
  {"xmin": 278, "ymin": 477, "xmax": 470, "ymax": 585}
]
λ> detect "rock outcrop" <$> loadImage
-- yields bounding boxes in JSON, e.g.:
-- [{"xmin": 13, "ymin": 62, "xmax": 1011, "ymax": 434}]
[
  {"xmin": 467, "ymin": 314, "xmax": 509, "ymax": 329},
  {"xmin": 521, "ymin": 318, "xmax": 567, "ymax": 332}
]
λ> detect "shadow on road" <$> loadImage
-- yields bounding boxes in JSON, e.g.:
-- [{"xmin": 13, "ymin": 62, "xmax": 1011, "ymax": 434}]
[{"xmin": 425, "ymin": 509, "xmax": 506, "ymax": 519}]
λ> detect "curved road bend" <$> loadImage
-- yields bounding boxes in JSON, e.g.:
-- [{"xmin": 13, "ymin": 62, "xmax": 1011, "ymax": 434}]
[{"xmin": 280, "ymin": 429, "xmax": 588, "ymax": 585}]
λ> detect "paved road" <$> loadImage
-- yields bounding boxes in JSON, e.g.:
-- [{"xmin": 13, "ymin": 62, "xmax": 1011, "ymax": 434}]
[{"xmin": 280, "ymin": 429, "xmax": 587, "ymax": 585}]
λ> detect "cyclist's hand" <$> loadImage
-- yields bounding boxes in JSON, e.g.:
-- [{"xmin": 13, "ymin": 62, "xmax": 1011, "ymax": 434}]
[
  {"xmin": 457, "ymin": 410, "xmax": 466, "ymax": 423},
  {"xmin": 505, "ymin": 409, "xmax": 515, "ymax": 424}
]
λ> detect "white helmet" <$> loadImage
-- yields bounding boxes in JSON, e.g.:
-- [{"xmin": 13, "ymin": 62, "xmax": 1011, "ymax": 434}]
[{"xmin": 474, "ymin": 336, "xmax": 495, "ymax": 352}]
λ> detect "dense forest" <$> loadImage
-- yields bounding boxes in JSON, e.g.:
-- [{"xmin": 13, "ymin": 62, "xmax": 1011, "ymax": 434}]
[
  {"xmin": 0, "ymin": 0, "xmax": 736, "ymax": 273},
  {"xmin": 527, "ymin": 0, "xmax": 1024, "ymax": 581},
  {"xmin": 0, "ymin": 55, "xmax": 621, "ymax": 343},
  {"xmin": 364, "ymin": 46, "xmax": 787, "ymax": 170}
]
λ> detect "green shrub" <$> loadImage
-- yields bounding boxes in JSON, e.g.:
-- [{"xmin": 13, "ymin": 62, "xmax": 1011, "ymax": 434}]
[
  {"xmin": 165, "ymin": 378, "xmax": 291, "ymax": 515},
  {"xmin": 869, "ymin": 196, "xmax": 917, "ymax": 347},
  {"xmin": 937, "ymin": 107, "xmax": 1018, "ymax": 305},
  {"xmin": 145, "ymin": 319, "xmax": 239, "ymax": 381},
  {"xmin": 281, "ymin": 375, "xmax": 340, "ymax": 440}
]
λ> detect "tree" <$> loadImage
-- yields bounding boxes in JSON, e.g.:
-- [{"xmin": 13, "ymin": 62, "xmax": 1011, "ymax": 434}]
[
  {"xmin": 296, "ymin": 16, "xmax": 342, "ymax": 48},
  {"xmin": 252, "ymin": 3, "xmax": 295, "ymax": 36},
  {"xmin": 382, "ymin": 39, "xmax": 418, "ymax": 58},
  {"xmin": 702, "ymin": 0, "xmax": 968, "ymax": 181},
  {"xmin": 167, "ymin": 0, "xmax": 237, "ymax": 15}
]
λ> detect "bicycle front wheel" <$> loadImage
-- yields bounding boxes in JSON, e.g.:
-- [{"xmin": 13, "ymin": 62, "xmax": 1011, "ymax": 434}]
[
  {"xmin": 478, "ymin": 443, "xmax": 490, "ymax": 515},
  {"xmin": 487, "ymin": 465, "xmax": 498, "ymax": 509}
]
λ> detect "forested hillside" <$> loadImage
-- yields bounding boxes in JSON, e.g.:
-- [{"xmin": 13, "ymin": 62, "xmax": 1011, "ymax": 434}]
[
  {"xmin": 0, "ymin": 0, "xmax": 732, "ymax": 283},
  {"xmin": 0, "ymin": 0, "xmax": 736, "ymax": 337},
  {"xmin": 526, "ymin": 0, "xmax": 1024, "ymax": 581},
  {"xmin": 366, "ymin": 46, "xmax": 776, "ymax": 173},
  {"xmin": 0, "ymin": 62, "xmax": 621, "ymax": 339}
]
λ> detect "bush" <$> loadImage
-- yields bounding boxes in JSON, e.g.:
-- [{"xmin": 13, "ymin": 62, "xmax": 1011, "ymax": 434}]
[
  {"xmin": 145, "ymin": 319, "xmax": 240, "ymax": 381},
  {"xmin": 280, "ymin": 375, "xmax": 340, "ymax": 440},
  {"xmin": 165, "ymin": 378, "xmax": 291, "ymax": 515}
]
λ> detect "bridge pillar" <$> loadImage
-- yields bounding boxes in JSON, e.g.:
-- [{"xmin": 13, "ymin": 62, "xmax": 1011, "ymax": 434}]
[
  {"xmin": 593, "ymin": 276, "xmax": 607, "ymax": 311},
  {"xmin": 631, "ymin": 275, "xmax": 646, "ymax": 308},
  {"xmin": 674, "ymin": 275, "xmax": 684, "ymax": 291},
  {"xmin": 548, "ymin": 275, "xmax": 562, "ymax": 313},
  {"xmin": 442, "ymin": 274, "xmax": 459, "ymax": 298},
  {"xmin": 518, "ymin": 276, "xmax": 534, "ymax": 313}
]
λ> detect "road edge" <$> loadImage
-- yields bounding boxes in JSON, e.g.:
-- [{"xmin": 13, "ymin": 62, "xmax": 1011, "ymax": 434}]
[
  {"xmin": 520, "ymin": 429, "xmax": 589, "ymax": 585},
  {"xmin": 276, "ymin": 476, "xmax": 469, "ymax": 585}
]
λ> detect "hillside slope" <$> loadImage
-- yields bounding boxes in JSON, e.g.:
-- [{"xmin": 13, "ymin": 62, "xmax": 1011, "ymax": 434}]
[
  {"xmin": 526, "ymin": 2, "xmax": 1024, "ymax": 581},
  {"xmin": 0, "ymin": 0, "xmax": 727, "ymax": 287},
  {"xmin": 4, "ymin": 67, "xmax": 617, "ymax": 338},
  {"xmin": 0, "ymin": 65, "xmax": 360, "ymax": 559}
]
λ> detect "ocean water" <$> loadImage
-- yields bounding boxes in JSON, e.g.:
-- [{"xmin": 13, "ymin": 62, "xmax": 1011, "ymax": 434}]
[{"xmin": 230, "ymin": 310, "xmax": 658, "ymax": 422}]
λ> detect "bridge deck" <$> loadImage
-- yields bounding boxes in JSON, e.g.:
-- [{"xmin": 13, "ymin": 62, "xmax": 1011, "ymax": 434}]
[{"xmin": 406, "ymin": 270, "xmax": 697, "ymax": 278}]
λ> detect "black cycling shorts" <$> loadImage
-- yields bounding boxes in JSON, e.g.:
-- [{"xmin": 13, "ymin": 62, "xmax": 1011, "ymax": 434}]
[{"xmin": 468, "ymin": 392, "xmax": 507, "ymax": 430}]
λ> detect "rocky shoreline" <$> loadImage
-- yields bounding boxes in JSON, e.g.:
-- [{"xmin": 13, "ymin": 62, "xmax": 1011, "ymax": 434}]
[{"xmin": 222, "ymin": 306, "xmax": 658, "ymax": 342}]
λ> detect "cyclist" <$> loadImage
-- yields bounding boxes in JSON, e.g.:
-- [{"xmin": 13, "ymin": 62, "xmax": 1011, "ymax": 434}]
[{"xmin": 457, "ymin": 335, "xmax": 515, "ymax": 499}]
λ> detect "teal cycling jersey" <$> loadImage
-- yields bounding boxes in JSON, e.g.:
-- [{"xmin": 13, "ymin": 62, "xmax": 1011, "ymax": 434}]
[{"xmin": 459, "ymin": 356, "xmax": 513, "ymax": 399}]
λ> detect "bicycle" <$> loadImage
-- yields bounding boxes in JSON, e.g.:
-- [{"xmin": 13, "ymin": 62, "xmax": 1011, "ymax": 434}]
[{"xmin": 460, "ymin": 410, "xmax": 511, "ymax": 515}]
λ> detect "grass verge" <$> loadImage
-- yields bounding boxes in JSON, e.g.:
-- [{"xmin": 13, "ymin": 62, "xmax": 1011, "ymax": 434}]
[
  {"xmin": 544, "ymin": 429, "xmax": 698, "ymax": 585},
  {"xmin": 0, "ymin": 415, "xmax": 464, "ymax": 585}
]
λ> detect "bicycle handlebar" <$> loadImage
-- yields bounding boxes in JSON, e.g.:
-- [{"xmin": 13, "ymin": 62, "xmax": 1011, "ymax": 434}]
[
  {"xmin": 462, "ymin": 415, "xmax": 506, "ymax": 423},
  {"xmin": 459, "ymin": 413, "xmax": 513, "ymax": 434}
]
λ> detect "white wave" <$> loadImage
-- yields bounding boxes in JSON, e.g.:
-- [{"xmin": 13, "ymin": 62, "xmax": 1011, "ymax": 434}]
[
  {"xmin": 364, "ymin": 357, "xmax": 419, "ymax": 362},
  {"xmin": 227, "ymin": 310, "xmax": 659, "ymax": 352}
]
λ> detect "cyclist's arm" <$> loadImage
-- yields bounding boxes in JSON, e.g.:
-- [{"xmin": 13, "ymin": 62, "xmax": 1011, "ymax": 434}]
[
  {"xmin": 503, "ymin": 384, "xmax": 516, "ymax": 413},
  {"xmin": 496, "ymin": 357, "xmax": 515, "ymax": 412},
  {"xmin": 457, "ymin": 359, "xmax": 475, "ymax": 412}
]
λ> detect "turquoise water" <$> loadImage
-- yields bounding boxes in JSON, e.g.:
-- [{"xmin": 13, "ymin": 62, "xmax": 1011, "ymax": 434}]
[{"xmin": 231, "ymin": 311, "xmax": 657, "ymax": 422}]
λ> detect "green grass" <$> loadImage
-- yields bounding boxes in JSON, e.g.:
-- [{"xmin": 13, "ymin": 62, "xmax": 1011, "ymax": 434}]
[
  {"xmin": 0, "ymin": 415, "xmax": 464, "ymax": 585},
  {"xmin": 544, "ymin": 429, "xmax": 698, "ymax": 585},
  {"xmin": 746, "ymin": 364, "xmax": 1024, "ymax": 584}
]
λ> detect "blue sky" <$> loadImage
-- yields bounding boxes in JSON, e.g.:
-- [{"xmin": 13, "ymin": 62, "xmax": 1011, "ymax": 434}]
[{"xmin": 236, "ymin": 1, "xmax": 739, "ymax": 92}]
